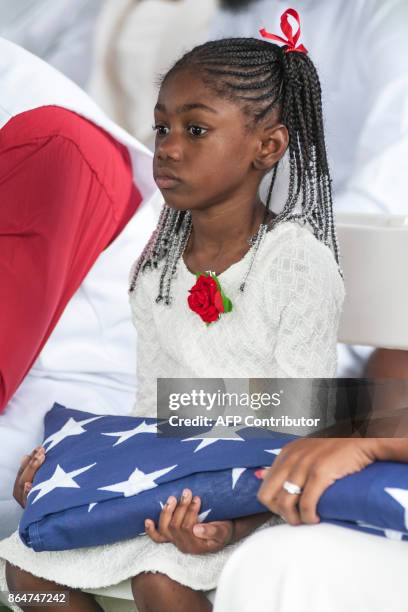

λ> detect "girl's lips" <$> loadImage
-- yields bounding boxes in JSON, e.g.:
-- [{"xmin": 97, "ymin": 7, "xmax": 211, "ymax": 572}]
[{"xmin": 155, "ymin": 176, "xmax": 182, "ymax": 189}]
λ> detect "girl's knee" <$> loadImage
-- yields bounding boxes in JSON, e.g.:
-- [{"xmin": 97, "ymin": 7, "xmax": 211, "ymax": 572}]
[
  {"xmin": 132, "ymin": 571, "xmax": 179, "ymax": 608},
  {"xmin": 6, "ymin": 561, "xmax": 45, "ymax": 592},
  {"xmin": 132, "ymin": 571, "xmax": 170, "ymax": 593},
  {"xmin": 132, "ymin": 572, "xmax": 211, "ymax": 612}
]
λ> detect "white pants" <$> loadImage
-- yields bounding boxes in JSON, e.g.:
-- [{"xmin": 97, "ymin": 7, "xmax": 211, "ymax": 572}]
[{"xmin": 214, "ymin": 523, "xmax": 408, "ymax": 612}]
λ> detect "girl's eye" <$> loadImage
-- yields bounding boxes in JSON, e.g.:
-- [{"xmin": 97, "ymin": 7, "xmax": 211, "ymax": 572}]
[
  {"xmin": 152, "ymin": 124, "xmax": 169, "ymax": 136},
  {"xmin": 187, "ymin": 125, "xmax": 207, "ymax": 137}
]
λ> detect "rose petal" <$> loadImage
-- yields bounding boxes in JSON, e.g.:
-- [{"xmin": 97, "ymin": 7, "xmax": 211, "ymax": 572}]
[
  {"xmin": 214, "ymin": 290, "xmax": 225, "ymax": 313},
  {"xmin": 200, "ymin": 306, "xmax": 220, "ymax": 323}
]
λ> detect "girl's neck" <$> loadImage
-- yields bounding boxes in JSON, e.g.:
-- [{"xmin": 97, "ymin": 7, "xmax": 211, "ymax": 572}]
[
  {"xmin": 183, "ymin": 197, "xmax": 275, "ymax": 276},
  {"xmin": 188, "ymin": 197, "xmax": 269, "ymax": 253}
]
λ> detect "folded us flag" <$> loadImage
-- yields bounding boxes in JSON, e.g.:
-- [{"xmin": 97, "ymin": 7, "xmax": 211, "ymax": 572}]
[{"xmin": 19, "ymin": 404, "xmax": 408, "ymax": 551}]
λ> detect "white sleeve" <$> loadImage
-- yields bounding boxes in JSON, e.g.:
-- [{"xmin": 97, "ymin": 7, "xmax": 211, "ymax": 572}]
[
  {"xmin": 129, "ymin": 272, "xmax": 162, "ymax": 417},
  {"xmin": 266, "ymin": 233, "xmax": 345, "ymax": 378},
  {"xmin": 335, "ymin": 0, "xmax": 408, "ymax": 215}
]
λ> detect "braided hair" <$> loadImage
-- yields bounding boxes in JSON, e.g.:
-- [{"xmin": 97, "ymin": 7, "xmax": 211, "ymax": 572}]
[{"xmin": 129, "ymin": 37, "xmax": 341, "ymax": 303}]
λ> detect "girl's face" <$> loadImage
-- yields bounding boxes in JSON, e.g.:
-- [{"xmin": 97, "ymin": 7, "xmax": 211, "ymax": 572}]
[{"xmin": 153, "ymin": 69, "xmax": 267, "ymax": 212}]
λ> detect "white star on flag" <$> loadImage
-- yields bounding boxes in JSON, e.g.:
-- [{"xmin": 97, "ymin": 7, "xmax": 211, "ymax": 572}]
[
  {"xmin": 29, "ymin": 463, "xmax": 96, "ymax": 503},
  {"xmin": 98, "ymin": 465, "xmax": 178, "ymax": 497},
  {"xmin": 384, "ymin": 529, "xmax": 404, "ymax": 541},
  {"xmin": 43, "ymin": 416, "xmax": 103, "ymax": 451},
  {"xmin": 182, "ymin": 431, "xmax": 245, "ymax": 452},
  {"xmin": 88, "ymin": 503, "xmax": 98, "ymax": 513},
  {"xmin": 198, "ymin": 509, "xmax": 212, "ymax": 522},
  {"xmin": 385, "ymin": 487, "xmax": 408, "ymax": 530},
  {"xmin": 356, "ymin": 520, "xmax": 404, "ymax": 541},
  {"xmin": 101, "ymin": 421, "xmax": 158, "ymax": 446},
  {"xmin": 232, "ymin": 468, "xmax": 247, "ymax": 489},
  {"xmin": 265, "ymin": 448, "xmax": 282, "ymax": 456}
]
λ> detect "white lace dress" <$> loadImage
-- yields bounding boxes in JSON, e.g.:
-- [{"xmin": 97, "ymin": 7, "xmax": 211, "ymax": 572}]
[{"xmin": 0, "ymin": 221, "xmax": 344, "ymax": 599}]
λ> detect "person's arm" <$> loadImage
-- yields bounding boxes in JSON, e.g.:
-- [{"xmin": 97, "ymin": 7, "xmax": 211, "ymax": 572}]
[
  {"xmin": 0, "ymin": 106, "xmax": 137, "ymax": 413},
  {"xmin": 374, "ymin": 438, "xmax": 408, "ymax": 462}
]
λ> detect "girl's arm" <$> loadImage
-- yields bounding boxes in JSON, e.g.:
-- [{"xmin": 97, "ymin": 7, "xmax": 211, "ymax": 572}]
[
  {"xmin": 229, "ymin": 512, "xmax": 275, "ymax": 544},
  {"xmin": 129, "ymin": 268, "xmax": 165, "ymax": 416},
  {"xmin": 265, "ymin": 229, "xmax": 345, "ymax": 379}
]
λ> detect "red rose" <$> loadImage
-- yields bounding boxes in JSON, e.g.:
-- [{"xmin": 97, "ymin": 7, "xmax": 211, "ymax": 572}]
[{"xmin": 188, "ymin": 275, "xmax": 225, "ymax": 324}]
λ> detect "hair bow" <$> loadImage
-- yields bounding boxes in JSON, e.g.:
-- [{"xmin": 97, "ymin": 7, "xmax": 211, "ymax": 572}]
[{"xmin": 259, "ymin": 8, "xmax": 308, "ymax": 54}]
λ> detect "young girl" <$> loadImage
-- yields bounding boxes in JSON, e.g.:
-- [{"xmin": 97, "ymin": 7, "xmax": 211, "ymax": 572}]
[{"xmin": 2, "ymin": 10, "xmax": 344, "ymax": 612}]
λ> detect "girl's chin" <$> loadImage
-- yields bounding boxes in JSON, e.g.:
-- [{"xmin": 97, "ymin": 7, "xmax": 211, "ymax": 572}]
[{"xmin": 161, "ymin": 198, "xmax": 191, "ymax": 212}]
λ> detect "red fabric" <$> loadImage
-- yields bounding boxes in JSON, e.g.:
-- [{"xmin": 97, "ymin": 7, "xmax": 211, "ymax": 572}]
[{"xmin": 0, "ymin": 105, "xmax": 142, "ymax": 413}]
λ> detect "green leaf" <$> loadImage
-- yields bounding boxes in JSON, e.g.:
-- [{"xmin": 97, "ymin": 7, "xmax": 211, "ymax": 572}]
[{"xmin": 222, "ymin": 294, "xmax": 233, "ymax": 313}]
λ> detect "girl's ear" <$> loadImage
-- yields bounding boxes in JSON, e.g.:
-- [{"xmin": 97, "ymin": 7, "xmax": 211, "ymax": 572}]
[{"xmin": 253, "ymin": 123, "xmax": 289, "ymax": 171}]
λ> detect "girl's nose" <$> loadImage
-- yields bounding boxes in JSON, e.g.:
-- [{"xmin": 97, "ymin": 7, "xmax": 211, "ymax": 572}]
[{"xmin": 156, "ymin": 133, "xmax": 182, "ymax": 162}]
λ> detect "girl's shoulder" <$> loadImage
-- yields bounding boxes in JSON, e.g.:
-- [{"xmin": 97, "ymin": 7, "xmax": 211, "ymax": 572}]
[
  {"xmin": 263, "ymin": 220, "xmax": 339, "ymax": 266},
  {"xmin": 259, "ymin": 220, "xmax": 345, "ymax": 298}
]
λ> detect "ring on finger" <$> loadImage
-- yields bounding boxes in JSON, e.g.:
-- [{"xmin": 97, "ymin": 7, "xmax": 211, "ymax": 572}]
[{"xmin": 282, "ymin": 480, "xmax": 302, "ymax": 495}]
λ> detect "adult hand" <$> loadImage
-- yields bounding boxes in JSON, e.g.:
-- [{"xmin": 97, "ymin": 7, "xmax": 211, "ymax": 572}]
[
  {"xmin": 145, "ymin": 488, "xmax": 234, "ymax": 554},
  {"xmin": 13, "ymin": 446, "xmax": 45, "ymax": 508},
  {"xmin": 257, "ymin": 438, "xmax": 380, "ymax": 526}
]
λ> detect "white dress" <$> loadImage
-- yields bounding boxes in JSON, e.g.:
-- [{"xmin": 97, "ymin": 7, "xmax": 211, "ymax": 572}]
[{"xmin": 0, "ymin": 221, "xmax": 344, "ymax": 600}]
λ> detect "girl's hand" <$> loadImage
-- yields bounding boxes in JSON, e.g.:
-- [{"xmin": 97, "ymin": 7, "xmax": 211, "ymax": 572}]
[
  {"xmin": 13, "ymin": 446, "xmax": 45, "ymax": 508},
  {"xmin": 257, "ymin": 438, "xmax": 380, "ymax": 526},
  {"xmin": 210, "ymin": 511, "xmax": 272, "ymax": 543},
  {"xmin": 145, "ymin": 489, "xmax": 234, "ymax": 554}
]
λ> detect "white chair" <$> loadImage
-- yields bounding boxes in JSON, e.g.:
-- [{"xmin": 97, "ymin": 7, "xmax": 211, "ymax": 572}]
[{"xmin": 337, "ymin": 213, "xmax": 408, "ymax": 348}]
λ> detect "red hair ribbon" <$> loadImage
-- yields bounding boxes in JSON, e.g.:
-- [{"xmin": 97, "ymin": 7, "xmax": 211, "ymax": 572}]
[{"xmin": 259, "ymin": 8, "xmax": 308, "ymax": 54}]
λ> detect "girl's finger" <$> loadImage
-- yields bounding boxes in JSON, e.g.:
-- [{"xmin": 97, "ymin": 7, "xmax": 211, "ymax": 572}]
[
  {"xmin": 17, "ymin": 455, "xmax": 31, "ymax": 478},
  {"xmin": 193, "ymin": 521, "xmax": 233, "ymax": 547},
  {"xmin": 23, "ymin": 482, "xmax": 32, "ymax": 506},
  {"xmin": 170, "ymin": 489, "xmax": 192, "ymax": 530},
  {"xmin": 17, "ymin": 448, "xmax": 38, "ymax": 478},
  {"xmin": 145, "ymin": 520, "xmax": 169, "ymax": 543},
  {"xmin": 193, "ymin": 522, "xmax": 219, "ymax": 541},
  {"xmin": 193, "ymin": 534, "xmax": 222, "ymax": 552},
  {"xmin": 19, "ymin": 450, "xmax": 45, "ymax": 487},
  {"xmin": 181, "ymin": 496, "xmax": 201, "ymax": 531},
  {"xmin": 158, "ymin": 496, "xmax": 177, "ymax": 537}
]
